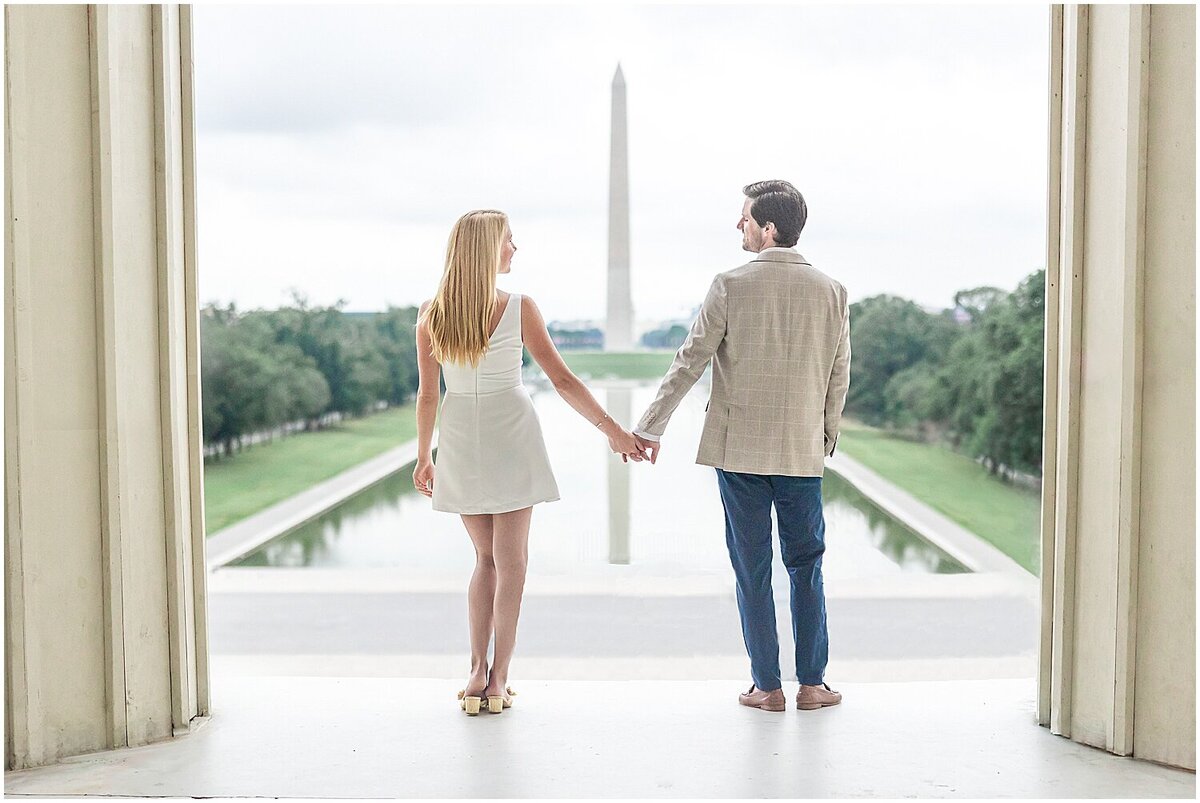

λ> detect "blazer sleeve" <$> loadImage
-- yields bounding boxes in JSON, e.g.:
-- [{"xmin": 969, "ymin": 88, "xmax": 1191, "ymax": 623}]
[
  {"xmin": 823, "ymin": 299, "xmax": 851, "ymax": 456},
  {"xmin": 635, "ymin": 274, "xmax": 728, "ymax": 438}
]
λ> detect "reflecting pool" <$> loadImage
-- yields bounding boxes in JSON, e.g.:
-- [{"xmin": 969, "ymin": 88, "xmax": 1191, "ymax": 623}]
[{"xmin": 232, "ymin": 381, "xmax": 968, "ymax": 578}]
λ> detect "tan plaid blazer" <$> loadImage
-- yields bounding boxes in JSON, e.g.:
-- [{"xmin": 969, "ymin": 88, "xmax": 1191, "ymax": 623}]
[{"xmin": 635, "ymin": 247, "xmax": 850, "ymax": 477}]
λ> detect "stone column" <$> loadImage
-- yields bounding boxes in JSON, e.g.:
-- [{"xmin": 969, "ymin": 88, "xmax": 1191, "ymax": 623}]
[
  {"xmin": 606, "ymin": 64, "xmax": 633, "ymax": 351},
  {"xmin": 1039, "ymin": 3, "xmax": 1195, "ymax": 770},
  {"xmin": 4, "ymin": 4, "xmax": 209, "ymax": 770}
]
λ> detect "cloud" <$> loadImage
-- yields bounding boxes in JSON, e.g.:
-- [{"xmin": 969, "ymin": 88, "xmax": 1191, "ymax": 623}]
[{"xmin": 193, "ymin": 5, "xmax": 1048, "ymax": 322}]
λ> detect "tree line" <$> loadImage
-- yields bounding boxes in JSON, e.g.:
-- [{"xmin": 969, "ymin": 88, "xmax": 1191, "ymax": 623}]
[
  {"xmin": 846, "ymin": 269, "xmax": 1045, "ymax": 476},
  {"xmin": 201, "ymin": 296, "xmax": 419, "ymax": 457},
  {"xmin": 201, "ymin": 270, "xmax": 1047, "ymax": 478},
  {"xmin": 640, "ymin": 324, "xmax": 689, "ymax": 350}
]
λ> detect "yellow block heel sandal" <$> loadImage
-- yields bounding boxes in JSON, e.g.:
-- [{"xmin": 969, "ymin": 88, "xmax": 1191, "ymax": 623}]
[
  {"xmin": 486, "ymin": 687, "xmax": 516, "ymax": 714},
  {"xmin": 457, "ymin": 689, "xmax": 482, "ymax": 716}
]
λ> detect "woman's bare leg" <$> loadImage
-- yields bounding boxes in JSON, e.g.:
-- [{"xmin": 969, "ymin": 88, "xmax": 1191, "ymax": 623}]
[
  {"xmin": 484, "ymin": 506, "xmax": 532, "ymax": 696},
  {"xmin": 460, "ymin": 513, "xmax": 497, "ymax": 695}
]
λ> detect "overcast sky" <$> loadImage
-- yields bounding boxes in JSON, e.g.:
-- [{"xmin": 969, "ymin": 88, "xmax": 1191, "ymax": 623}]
[{"xmin": 193, "ymin": 4, "xmax": 1049, "ymax": 324}]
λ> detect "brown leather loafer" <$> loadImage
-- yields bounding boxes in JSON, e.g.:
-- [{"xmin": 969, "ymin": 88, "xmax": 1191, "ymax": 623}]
[
  {"xmin": 796, "ymin": 682, "xmax": 842, "ymax": 710},
  {"xmin": 739, "ymin": 685, "xmax": 786, "ymax": 712}
]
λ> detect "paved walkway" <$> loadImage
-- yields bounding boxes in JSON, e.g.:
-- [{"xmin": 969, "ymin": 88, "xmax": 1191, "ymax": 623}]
[
  {"xmin": 206, "ymin": 437, "xmax": 430, "ymax": 568},
  {"xmin": 6, "ymin": 677, "xmax": 1193, "ymax": 798},
  {"xmin": 204, "ymin": 584, "xmax": 1039, "ymax": 681}
]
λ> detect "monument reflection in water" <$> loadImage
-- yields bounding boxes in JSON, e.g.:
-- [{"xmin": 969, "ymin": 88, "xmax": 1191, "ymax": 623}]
[
  {"xmin": 607, "ymin": 386, "xmax": 632, "ymax": 565},
  {"xmin": 232, "ymin": 380, "xmax": 967, "ymax": 577}
]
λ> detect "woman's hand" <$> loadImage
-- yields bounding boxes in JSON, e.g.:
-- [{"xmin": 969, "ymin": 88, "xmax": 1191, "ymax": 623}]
[
  {"xmin": 413, "ymin": 459, "xmax": 435, "ymax": 498},
  {"xmin": 607, "ymin": 426, "xmax": 647, "ymax": 463}
]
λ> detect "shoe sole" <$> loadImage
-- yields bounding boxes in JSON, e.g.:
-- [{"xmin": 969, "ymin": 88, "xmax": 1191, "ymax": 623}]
[
  {"xmin": 740, "ymin": 700, "xmax": 786, "ymax": 712},
  {"xmin": 796, "ymin": 699, "xmax": 841, "ymax": 710}
]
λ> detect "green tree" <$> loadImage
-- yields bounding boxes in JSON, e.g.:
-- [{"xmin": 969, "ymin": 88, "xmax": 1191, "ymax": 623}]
[
  {"xmin": 883, "ymin": 363, "xmax": 950, "ymax": 431},
  {"xmin": 373, "ymin": 306, "xmax": 421, "ymax": 404},
  {"xmin": 966, "ymin": 271, "xmax": 1045, "ymax": 473},
  {"xmin": 847, "ymin": 295, "xmax": 961, "ymax": 425},
  {"xmin": 934, "ymin": 271, "xmax": 1045, "ymax": 473},
  {"xmin": 847, "ymin": 271, "xmax": 1045, "ymax": 478},
  {"xmin": 641, "ymin": 324, "xmax": 689, "ymax": 349},
  {"xmin": 264, "ymin": 297, "xmax": 389, "ymax": 417},
  {"xmin": 953, "ymin": 286, "xmax": 1007, "ymax": 322},
  {"xmin": 201, "ymin": 308, "xmax": 291, "ymax": 454}
]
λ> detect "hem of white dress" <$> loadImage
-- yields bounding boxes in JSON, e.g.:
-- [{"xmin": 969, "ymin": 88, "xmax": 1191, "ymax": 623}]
[{"xmin": 432, "ymin": 495, "xmax": 561, "ymax": 515}]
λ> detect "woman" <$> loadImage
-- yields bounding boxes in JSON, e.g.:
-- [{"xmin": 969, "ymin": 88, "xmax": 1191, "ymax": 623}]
[{"xmin": 413, "ymin": 209, "xmax": 645, "ymax": 716}]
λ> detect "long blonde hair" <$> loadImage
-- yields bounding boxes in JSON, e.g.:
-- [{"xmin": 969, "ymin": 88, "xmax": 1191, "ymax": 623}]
[{"xmin": 421, "ymin": 209, "xmax": 509, "ymax": 367}]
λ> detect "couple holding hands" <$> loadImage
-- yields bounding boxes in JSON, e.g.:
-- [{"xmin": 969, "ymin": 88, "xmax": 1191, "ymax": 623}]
[{"xmin": 413, "ymin": 179, "xmax": 850, "ymax": 716}]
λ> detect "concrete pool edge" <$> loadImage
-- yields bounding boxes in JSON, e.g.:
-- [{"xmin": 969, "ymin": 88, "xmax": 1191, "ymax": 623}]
[
  {"xmin": 826, "ymin": 453, "xmax": 1037, "ymax": 588},
  {"xmin": 206, "ymin": 437, "xmax": 431, "ymax": 569}
]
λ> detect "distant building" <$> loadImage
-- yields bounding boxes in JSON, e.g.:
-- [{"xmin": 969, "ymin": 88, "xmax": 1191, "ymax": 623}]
[{"xmin": 547, "ymin": 321, "xmax": 604, "ymax": 350}]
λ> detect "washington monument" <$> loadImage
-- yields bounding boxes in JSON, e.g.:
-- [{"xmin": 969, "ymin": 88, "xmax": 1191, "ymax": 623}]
[{"xmin": 606, "ymin": 64, "xmax": 633, "ymax": 351}]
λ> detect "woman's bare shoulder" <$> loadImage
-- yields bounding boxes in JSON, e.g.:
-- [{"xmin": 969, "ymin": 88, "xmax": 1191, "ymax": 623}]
[
  {"xmin": 519, "ymin": 294, "xmax": 541, "ymax": 315},
  {"xmin": 416, "ymin": 300, "xmax": 434, "ymax": 333}
]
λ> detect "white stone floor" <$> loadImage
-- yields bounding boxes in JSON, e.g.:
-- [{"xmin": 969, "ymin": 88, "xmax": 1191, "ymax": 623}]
[{"xmin": 4, "ymin": 675, "xmax": 1194, "ymax": 799}]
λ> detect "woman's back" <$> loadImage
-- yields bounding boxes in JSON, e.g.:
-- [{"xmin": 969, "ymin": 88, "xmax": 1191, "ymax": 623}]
[
  {"xmin": 440, "ymin": 293, "xmax": 523, "ymax": 396},
  {"xmin": 432, "ymin": 292, "xmax": 559, "ymax": 515}
]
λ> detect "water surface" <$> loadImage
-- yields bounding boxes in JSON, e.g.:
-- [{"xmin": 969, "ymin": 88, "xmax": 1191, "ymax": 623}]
[{"xmin": 233, "ymin": 381, "xmax": 967, "ymax": 578}]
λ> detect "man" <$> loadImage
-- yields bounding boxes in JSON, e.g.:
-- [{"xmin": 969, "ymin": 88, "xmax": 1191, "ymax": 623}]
[{"xmin": 633, "ymin": 180, "xmax": 851, "ymax": 712}]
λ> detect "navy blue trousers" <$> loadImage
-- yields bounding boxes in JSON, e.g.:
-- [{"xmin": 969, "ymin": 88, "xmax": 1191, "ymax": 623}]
[{"xmin": 716, "ymin": 469, "xmax": 829, "ymax": 690}]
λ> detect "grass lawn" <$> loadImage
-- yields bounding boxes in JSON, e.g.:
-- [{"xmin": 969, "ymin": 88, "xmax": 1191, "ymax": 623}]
[
  {"xmin": 836, "ymin": 420, "xmax": 1042, "ymax": 574},
  {"xmin": 203, "ymin": 355, "xmax": 670, "ymax": 534},
  {"xmin": 203, "ymin": 404, "xmax": 418, "ymax": 535},
  {"xmin": 556, "ymin": 350, "xmax": 677, "ymax": 380}
]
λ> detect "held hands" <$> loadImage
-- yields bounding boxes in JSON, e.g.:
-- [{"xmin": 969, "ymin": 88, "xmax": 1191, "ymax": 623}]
[
  {"xmin": 597, "ymin": 412, "xmax": 658, "ymax": 464},
  {"xmin": 413, "ymin": 458, "xmax": 434, "ymax": 498},
  {"xmin": 634, "ymin": 434, "xmax": 660, "ymax": 464},
  {"xmin": 607, "ymin": 426, "xmax": 648, "ymax": 463}
]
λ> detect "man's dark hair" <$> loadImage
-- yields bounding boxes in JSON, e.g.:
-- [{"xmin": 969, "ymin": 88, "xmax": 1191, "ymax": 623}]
[{"xmin": 743, "ymin": 180, "xmax": 807, "ymax": 248}]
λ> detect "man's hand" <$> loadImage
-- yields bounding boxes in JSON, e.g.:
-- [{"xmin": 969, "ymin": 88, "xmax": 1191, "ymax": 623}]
[
  {"xmin": 634, "ymin": 435, "xmax": 660, "ymax": 464},
  {"xmin": 608, "ymin": 426, "xmax": 647, "ymax": 463}
]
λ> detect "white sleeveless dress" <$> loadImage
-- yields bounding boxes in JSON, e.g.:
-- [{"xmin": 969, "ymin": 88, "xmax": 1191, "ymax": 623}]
[{"xmin": 432, "ymin": 294, "xmax": 560, "ymax": 514}]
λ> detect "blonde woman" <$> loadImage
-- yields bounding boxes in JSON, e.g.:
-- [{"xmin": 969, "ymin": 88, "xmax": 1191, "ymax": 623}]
[{"xmin": 413, "ymin": 210, "xmax": 646, "ymax": 716}]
